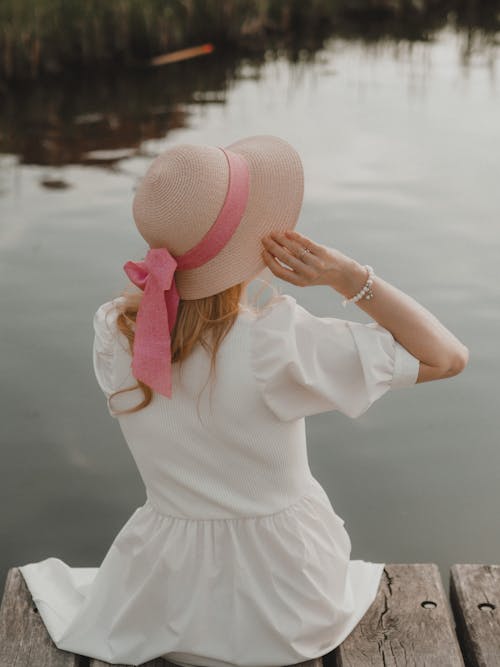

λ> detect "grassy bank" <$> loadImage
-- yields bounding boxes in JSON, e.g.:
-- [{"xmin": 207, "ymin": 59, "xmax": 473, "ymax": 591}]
[{"xmin": 0, "ymin": 0, "xmax": 498, "ymax": 81}]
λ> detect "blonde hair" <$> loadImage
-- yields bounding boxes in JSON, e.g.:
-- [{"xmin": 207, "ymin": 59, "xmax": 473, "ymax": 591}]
[{"xmin": 108, "ymin": 272, "xmax": 279, "ymax": 417}]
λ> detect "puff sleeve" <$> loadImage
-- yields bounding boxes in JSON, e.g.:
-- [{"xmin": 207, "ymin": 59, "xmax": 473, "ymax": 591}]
[
  {"xmin": 92, "ymin": 297, "xmax": 126, "ymax": 402},
  {"xmin": 250, "ymin": 294, "xmax": 420, "ymax": 422}
]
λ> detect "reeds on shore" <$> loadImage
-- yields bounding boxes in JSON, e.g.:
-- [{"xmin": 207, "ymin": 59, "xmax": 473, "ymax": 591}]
[
  {"xmin": 0, "ymin": 0, "xmax": 498, "ymax": 81},
  {"xmin": 0, "ymin": 0, "xmax": 330, "ymax": 81}
]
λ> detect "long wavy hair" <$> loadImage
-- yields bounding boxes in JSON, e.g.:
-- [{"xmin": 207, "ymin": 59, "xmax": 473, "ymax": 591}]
[{"xmin": 107, "ymin": 272, "xmax": 279, "ymax": 418}]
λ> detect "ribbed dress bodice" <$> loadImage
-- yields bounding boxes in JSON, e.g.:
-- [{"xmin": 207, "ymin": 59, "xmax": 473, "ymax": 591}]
[{"xmin": 114, "ymin": 311, "xmax": 314, "ymax": 520}]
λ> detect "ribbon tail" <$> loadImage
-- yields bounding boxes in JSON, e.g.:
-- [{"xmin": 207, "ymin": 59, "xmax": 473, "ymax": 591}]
[
  {"xmin": 131, "ymin": 278, "xmax": 175, "ymax": 398},
  {"xmin": 165, "ymin": 279, "xmax": 180, "ymax": 335}
]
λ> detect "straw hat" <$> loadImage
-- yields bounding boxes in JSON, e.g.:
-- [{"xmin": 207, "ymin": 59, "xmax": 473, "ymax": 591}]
[{"xmin": 131, "ymin": 134, "xmax": 304, "ymax": 300}]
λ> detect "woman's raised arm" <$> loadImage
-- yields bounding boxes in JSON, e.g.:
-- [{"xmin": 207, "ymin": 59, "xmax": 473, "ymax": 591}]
[{"xmin": 261, "ymin": 229, "xmax": 469, "ymax": 384}]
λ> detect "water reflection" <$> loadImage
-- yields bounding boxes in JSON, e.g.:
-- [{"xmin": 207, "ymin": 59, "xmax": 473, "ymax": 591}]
[
  {"xmin": 0, "ymin": 63, "xmax": 227, "ymax": 172},
  {"xmin": 0, "ymin": 17, "xmax": 497, "ymax": 173}
]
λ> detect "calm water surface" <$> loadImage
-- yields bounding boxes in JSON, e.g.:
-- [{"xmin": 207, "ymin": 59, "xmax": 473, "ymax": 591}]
[{"xmin": 1, "ymin": 27, "xmax": 498, "ymax": 590}]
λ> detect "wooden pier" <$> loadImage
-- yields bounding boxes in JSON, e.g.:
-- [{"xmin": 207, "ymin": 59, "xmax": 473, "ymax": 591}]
[{"xmin": 0, "ymin": 563, "xmax": 498, "ymax": 666}]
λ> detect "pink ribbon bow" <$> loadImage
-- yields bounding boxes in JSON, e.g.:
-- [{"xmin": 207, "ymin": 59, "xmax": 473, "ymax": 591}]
[
  {"xmin": 123, "ymin": 147, "xmax": 249, "ymax": 398},
  {"xmin": 123, "ymin": 248, "xmax": 180, "ymax": 398}
]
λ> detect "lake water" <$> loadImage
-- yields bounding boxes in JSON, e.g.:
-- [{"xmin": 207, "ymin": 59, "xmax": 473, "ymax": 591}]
[{"xmin": 1, "ymin": 25, "xmax": 498, "ymax": 593}]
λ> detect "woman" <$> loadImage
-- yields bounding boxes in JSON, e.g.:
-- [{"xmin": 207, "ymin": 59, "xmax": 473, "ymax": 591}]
[{"xmin": 19, "ymin": 135, "xmax": 468, "ymax": 667}]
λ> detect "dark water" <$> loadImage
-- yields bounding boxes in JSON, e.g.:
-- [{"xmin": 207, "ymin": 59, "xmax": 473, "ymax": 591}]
[{"xmin": 1, "ymin": 26, "xmax": 498, "ymax": 596}]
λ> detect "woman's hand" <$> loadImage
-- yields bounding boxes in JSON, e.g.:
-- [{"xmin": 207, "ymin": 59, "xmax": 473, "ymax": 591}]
[{"xmin": 261, "ymin": 229, "xmax": 366, "ymax": 297}]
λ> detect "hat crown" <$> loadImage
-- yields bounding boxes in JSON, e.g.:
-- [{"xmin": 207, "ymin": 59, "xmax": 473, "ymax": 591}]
[
  {"xmin": 132, "ymin": 144, "xmax": 230, "ymax": 255},
  {"xmin": 128, "ymin": 135, "xmax": 304, "ymax": 301}
]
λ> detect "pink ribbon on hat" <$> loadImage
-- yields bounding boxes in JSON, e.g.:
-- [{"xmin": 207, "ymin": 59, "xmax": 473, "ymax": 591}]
[{"xmin": 123, "ymin": 147, "xmax": 250, "ymax": 398}]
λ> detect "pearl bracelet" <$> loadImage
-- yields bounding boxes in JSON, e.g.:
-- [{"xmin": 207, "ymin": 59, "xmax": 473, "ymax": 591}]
[{"xmin": 341, "ymin": 265, "xmax": 375, "ymax": 307}]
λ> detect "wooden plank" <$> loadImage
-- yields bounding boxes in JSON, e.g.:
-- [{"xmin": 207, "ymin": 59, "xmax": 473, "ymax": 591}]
[
  {"xmin": 333, "ymin": 563, "xmax": 465, "ymax": 666},
  {"xmin": 0, "ymin": 567, "xmax": 80, "ymax": 667},
  {"xmin": 450, "ymin": 563, "xmax": 500, "ymax": 667},
  {"xmin": 150, "ymin": 44, "xmax": 214, "ymax": 67}
]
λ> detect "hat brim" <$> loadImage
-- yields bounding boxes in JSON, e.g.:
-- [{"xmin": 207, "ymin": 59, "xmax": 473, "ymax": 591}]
[{"xmin": 174, "ymin": 135, "xmax": 304, "ymax": 300}]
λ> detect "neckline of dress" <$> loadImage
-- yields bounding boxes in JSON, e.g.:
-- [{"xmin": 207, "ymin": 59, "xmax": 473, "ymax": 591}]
[
  {"xmin": 237, "ymin": 304, "xmax": 257, "ymax": 319},
  {"xmin": 237, "ymin": 293, "xmax": 289, "ymax": 321}
]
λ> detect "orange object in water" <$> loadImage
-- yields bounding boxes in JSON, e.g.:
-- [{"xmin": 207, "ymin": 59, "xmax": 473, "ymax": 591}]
[{"xmin": 150, "ymin": 43, "xmax": 215, "ymax": 66}]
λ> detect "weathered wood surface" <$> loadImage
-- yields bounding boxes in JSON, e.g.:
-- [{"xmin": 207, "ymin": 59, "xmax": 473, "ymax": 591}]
[
  {"xmin": 0, "ymin": 567, "xmax": 79, "ymax": 667},
  {"xmin": 450, "ymin": 563, "xmax": 500, "ymax": 667},
  {"xmin": 333, "ymin": 563, "xmax": 465, "ymax": 666}
]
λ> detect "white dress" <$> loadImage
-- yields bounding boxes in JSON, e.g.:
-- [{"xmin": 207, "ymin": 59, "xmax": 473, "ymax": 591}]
[{"xmin": 19, "ymin": 292, "xmax": 420, "ymax": 667}]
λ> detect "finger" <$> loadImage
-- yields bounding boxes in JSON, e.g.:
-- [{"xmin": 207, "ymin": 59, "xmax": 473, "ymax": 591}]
[
  {"xmin": 284, "ymin": 229, "xmax": 325, "ymax": 256},
  {"xmin": 263, "ymin": 234, "xmax": 319, "ymax": 282},
  {"xmin": 270, "ymin": 231, "xmax": 322, "ymax": 267},
  {"xmin": 262, "ymin": 249, "xmax": 303, "ymax": 286},
  {"xmin": 263, "ymin": 236, "xmax": 309, "ymax": 273}
]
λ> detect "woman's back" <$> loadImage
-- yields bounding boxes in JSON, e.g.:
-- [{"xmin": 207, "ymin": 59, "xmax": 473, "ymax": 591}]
[
  {"xmin": 94, "ymin": 290, "xmax": 420, "ymax": 522},
  {"xmin": 97, "ymin": 296, "xmax": 314, "ymax": 520}
]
